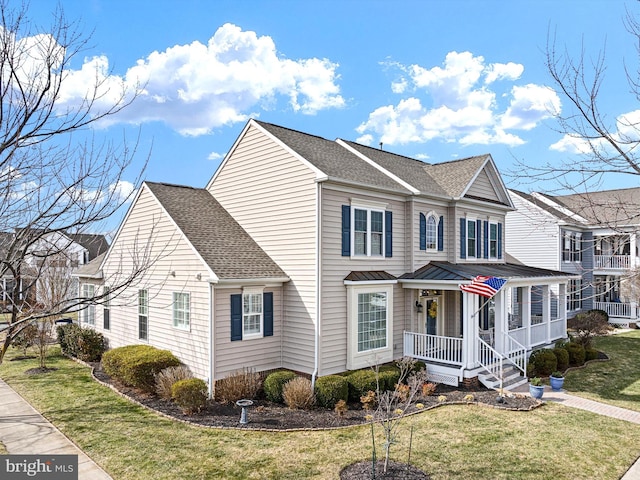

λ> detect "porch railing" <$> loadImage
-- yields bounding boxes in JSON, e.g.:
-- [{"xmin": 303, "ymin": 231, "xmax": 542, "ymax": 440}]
[
  {"xmin": 595, "ymin": 254, "xmax": 630, "ymax": 270},
  {"xmin": 478, "ymin": 337, "xmax": 503, "ymax": 391},
  {"xmin": 594, "ymin": 301, "xmax": 636, "ymax": 319},
  {"xmin": 403, "ymin": 332, "xmax": 463, "ymax": 365},
  {"xmin": 503, "ymin": 334, "xmax": 527, "ymax": 375}
]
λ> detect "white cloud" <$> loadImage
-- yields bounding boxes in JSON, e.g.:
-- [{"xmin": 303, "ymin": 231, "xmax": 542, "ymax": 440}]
[
  {"xmin": 391, "ymin": 77, "xmax": 407, "ymax": 94},
  {"xmin": 109, "ymin": 180, "xmax": 136, "ymax": 203},
  {"xmin": 358, "ymin": 51, "xmax": 561, "ymax": 148},
  {"xmin": 207, "ymin": 152, "xmax": 224, "ymax": 160},
  {"xmin": 549, "ymin": 134, "xmax": 593, "ymax": 154},
  {"xmin": 38, "ymin": 24, "xmax": 344, "ymax": 135}
]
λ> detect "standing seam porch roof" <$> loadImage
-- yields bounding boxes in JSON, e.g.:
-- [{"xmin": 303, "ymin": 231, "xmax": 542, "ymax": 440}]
[{"xmin": 400, "ymin": 261, "xmax": 574, "ymax": 282}]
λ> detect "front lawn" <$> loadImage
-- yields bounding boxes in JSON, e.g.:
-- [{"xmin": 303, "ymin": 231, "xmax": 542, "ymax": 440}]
[
  {"xmin": 1, "ymin": 347, "xmax": 640, "ymax": 479},
  {"xmin": 563, "ymin": 329, "xmax": 640, "ymax": 411}
]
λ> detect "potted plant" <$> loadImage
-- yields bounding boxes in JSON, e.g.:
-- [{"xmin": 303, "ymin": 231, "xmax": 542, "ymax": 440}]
[
  {"xmin": 549, "ymin": 371, "xmax": 564, "ymax": 391},
  {"xmin": 529, "ymin": 377, "xmax": 544, "ymax": 399}
]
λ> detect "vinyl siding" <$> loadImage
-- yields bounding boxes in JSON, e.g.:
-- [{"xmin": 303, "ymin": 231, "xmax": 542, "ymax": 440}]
[
  {"xmin": 506, "ymin": 193, "xmax": 560, "ymax": 270},
  {"xmin": 100, "ymin": 186, "xmax": 212, "ymax": 379},
  {"xmin": 412, "ymin": 199, "xmax": 449, "ymax": 270},
  {"xmin": 213, "ymin": 287, "xmax": 283, "ymax": 379},
  {"xmin": 455, "ymin": 204, "xmax": 507, "ymax": 264},
  {"xmin": 465, "ymin": 168, "xmax": 500, "ymax": 202},
  {"xmin": 320, "ymin": 186, "xmax": 408, "ymax": 374},
  {"xmin": 208, "ymin": 124, "xmax": 317, "ymax": 374}
]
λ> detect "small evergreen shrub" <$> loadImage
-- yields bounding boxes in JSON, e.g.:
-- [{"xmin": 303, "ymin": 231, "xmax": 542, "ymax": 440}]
[
  {"xmin": 57, "ymin": 323, "xmax": 82, "ymax": 357},
  {"xmin": 314, "ymin": 374, "xmax": 348, "ymax": 408},
  {"xmin": 214, "ymin": 368, "xmax": 262, "ymax": 404},
  {"xmin": 412, "ymin": 360, "xmax": 427, "ymax": 372},
  {"xmin": 155, "ymin": 365, "xmax": 194, "ymax": 400},
  {"xmin": 347, "ymin": 369, "xmax": 378, "ymax": 402},
  {"xmin": 378, "ymin": 368, "xmax": 401, "ymax": 391},
  {"xmin": 77, "ymin": 328, "xmax": 107, "ymax": 362},
  {"xmin": 172, "ymin": 378, "xmax": 208, "ymax": 414},
  {"xmin": 553, "ymin": 347, "xmax": 570, "ymax": 371},
  {"xmin": 585, "ymin": 347, "xmax": 599, "ymax": 361},
  {"xmin": 529, "ymin": 348, "xmax": 557, "ymax": 376},
  {"xmin": 263, "ymin": 370, "xmax": 296, "ymax": 403},
  {"xmin": 282, "ymin": 376, "xmax": 315, "ymax": 409},
  {"xmin": 102, "ymin": 345, "xmax": 181, "ymax": 392},
  {"xmin": 565, "ymin": 342, "xmax": 586, "ymax": 366},
  {"xmin": 12, "ymin": 323, "xmax": 38, "ymax": 355}
]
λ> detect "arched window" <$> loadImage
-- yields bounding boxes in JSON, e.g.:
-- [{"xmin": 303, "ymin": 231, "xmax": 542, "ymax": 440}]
[{"xmin": 426, "ymin": 214, "xmax": 437, "ymax": 250}]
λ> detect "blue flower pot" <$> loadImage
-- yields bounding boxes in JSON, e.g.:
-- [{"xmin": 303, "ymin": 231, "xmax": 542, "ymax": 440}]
[
  {"xmin": 550, "ymin": 376, "xmax": 564, "ymax": 391},
  {"xmin": 529, "ymin": 384, "xmax": 544, "ymax": 399}
]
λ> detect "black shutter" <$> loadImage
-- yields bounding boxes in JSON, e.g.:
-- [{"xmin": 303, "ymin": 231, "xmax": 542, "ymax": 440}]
[
  {"xmin": 385, "ymin": 211, "xmax": 393, "ymax": 258},
  {"xmin": 263, "ymin": 292, "xmax": 273, "ymax": 337},
  {"xmin": 476, "ymin": 219, "xmax": 482, "ymax": 258},
  {"xmin": 419, "ymin": 213, "xmax": 426, "ymax": 251},
  {"xmin": 437, "ymin": 216, "xmax": 444, "ymax": 251},
  {"xmin": 498, "ymin": 222, "xmax": 503, "ymax": 259},
  {"xmin": 483, "ymin": 221, "xmax": 489, "ymax": 259},
  {"xmin": 460, "ymin": 218, "xmax": 466, "ymax": 259},
  {"xmin": 230, "ymin": 294, "xmax": 242, "ymax": 341},
  {"xmin": 341, "ymin": 205, "xmax": 350, "ymax": 256}
]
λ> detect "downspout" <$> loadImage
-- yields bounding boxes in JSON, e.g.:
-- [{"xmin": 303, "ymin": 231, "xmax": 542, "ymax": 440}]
[
  {"xmin": 208, "ymin": 281, "xmax": 215, "ymax": 399},
  {"xmin": 311, "ymin": 181, "xmax": 321, "ymax": 388}
]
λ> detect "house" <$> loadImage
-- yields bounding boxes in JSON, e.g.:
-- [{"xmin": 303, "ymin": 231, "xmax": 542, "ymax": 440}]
[
  {"xmin": 0, "ymin": 229, "xmax": 109, "ymax": 313},
  {"xmin": 507, "ymin": 189, "xmax": 640, "ymax": 326},
  {"xmin": 76, "ymin": 119, "xmax": 577, "ymax": 395}
]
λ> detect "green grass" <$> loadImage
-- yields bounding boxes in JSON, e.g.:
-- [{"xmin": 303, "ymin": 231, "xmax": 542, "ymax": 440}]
[
  {"xmin": 1, "ymin": 347, "xmax": 640, "ymax": 479},
  {"xmin": 563, "ymin": 330, "xmax": 640, "ymax": 411}
]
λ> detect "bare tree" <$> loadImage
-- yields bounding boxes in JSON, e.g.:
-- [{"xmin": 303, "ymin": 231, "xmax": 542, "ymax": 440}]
[{"xmin": 0, "ymin": 1, "xmax": 153, "ymax": 364}]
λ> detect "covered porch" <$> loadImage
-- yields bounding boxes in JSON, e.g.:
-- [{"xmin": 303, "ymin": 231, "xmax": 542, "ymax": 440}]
[{"xmin": 399, "ymin": 261, "xmax": 575, "ymax": 388}]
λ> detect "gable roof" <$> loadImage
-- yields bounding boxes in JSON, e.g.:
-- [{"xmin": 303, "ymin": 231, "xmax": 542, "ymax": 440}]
[
  {"xmin": 67, "ymin": 233, "xmax": 110, "ymax": 260},
  {"xmin": 553, "ymin": 188, "xmax": 640, "ymax": 226},
  {"xmin": 509, "ymin": 189, "xmax": 580, "ymax": 225},
  {"xmin": 145, "ymin": 182, "xmax": 288, "ymax": 281},
  {"xmin": 73, "ymin": 252, "xmax": 105, "ymax": 279}
]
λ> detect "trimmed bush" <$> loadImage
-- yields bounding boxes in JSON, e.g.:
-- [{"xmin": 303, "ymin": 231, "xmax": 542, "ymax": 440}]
[
  {"xmin": 347, "ymin": 369, "xmax": 378, "ymax": 402},
  {"xmin": 566, "ymin": 342, "xmax": 586, "ymax": 366},
  {"xmin": 214, "ymin": 368, "xmax": 262, "ymax": 404},
  {"xmin": 102, "ymin": 345, "xmax": 181, "ymax": 393},
  {"xmin": 378, "ymin": 368, "xmax": 401, "ymax": 392},
  {"xmin": 529, "ymin": 348, "xmax": 557, "ymax": 376},
  {"xmin": 553, "ymin": 347, "xmax": 570, "ymax": 371},
  {"xmin": 585, "ymin": 347, "xmax": 599, "ymax": 361},
  {"xmin": 57, "ymin": 323, "xmax": 82, "ymax": 357},
  {"xmin": 172, "ymin": 378, "xmax": 208, "ymax": 414},
  {"xmin": 412, "ymin": 361, "xmax": 427, "ymax": 373},
  {"xmin": 315, "ymin": 375, "xmax": 349, "ymax": 408},
  {"xmin": 282, "ymin": 376, "xmax": 315, "ymax": 410},
  {"xmin": 263, "ymin": 370, "xmax": 296, "ymax": 403},
  {"xmin": 156, "ymin": 366, "xmax": 194, "ymax": 400},
  {"xmin": 77, "ymin": 328, "xmax": 107, "ymax": 362}
]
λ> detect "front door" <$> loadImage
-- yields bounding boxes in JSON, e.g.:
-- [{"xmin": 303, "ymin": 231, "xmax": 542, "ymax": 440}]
[{"xmin": 424, "ymin": 296, "xmax": 440, "ymax": 335}]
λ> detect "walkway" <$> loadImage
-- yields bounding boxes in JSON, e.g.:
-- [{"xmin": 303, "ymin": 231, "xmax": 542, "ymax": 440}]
[{"xmin": 0, "ymin": 378, "xmax": 112, "ymax": 480}]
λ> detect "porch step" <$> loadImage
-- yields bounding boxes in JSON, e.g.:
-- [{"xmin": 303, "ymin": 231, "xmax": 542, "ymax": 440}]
[{"xmin": 478, "ymin": 365, "xmax": 527, "ymax": 392}]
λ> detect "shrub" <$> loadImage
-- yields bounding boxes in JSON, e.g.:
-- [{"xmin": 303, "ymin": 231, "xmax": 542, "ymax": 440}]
[
  {"xmin": 553, "ymin": 347, "xmax": 570, "ymax": 371},
  {"xmin": 155, "ymin": 366, "xmax": 194, "ymax": 400},
  {"xmin": 568, "ymin": 310, "xmax": 612, "ymax": 349},
  {"xmin": 585, "ymin": 347, "xmax": 599, "ymax": 361},
  {"xmin": 314, "ymin": 374, "xmax": 348, "ymax": 408},
  {"xmin": 57, "ymin": 323, "xmax": 82, "ymax": 357},
  {"xmin": 360, "ymin": 390, "xmax": 376, "ymax": 410},
  {"xmin": 77, "ymin": 328, "xmax": 107, "ymax": 362},
  {"xmin": 12, "ymin": 323, "xmax": 38, "ymax": 355},
  {"xmin": 378, "ymin": 368, "xmax": 401, "ymax": 392},
  {"xmin": 347, "ymin": 369, "xmax": 378, "ymax": 402},
  {"xmin": 263, "ymin": 370, "xmax": 296, "ymax": 403},
  {"xmin": 420, "ymin": 382, "xmax": 437, "ymax": 398},
  {"xmin": 282, "ymin": 376, "xmax": 315, "ymax": 409},
  {"xmin": 566, "ymin": 342, "xmax": 586, "ymax": 366},
  {"xmin": 529, "ymin": 348, "xmax": 557, "ymax": 376},
  {"xmin": 412, "ymin": 360, "xmax": 427, "ymax": 373},
  {"xmin": 172, "ymin": 378, "xmax": 208, "ymax": 414},
  {"xmin": 334, "ymin": 399, "xmax": 348, "ymax": 416},
  {"xmin": 214, "ymin": 368, "xmax": 262, "ymax": 404},
  {"xmin": 102, "ymin": 345, "xmax": 181, "ymax": 392}
]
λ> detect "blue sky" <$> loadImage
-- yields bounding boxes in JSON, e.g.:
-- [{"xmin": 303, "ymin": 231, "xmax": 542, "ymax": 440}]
[{"xmin": 27, "ymin": 0, "xmax": 639, "ymax": 230}]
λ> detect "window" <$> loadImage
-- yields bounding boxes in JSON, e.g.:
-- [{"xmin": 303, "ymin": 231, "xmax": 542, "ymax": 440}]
[
  {"xmin": 568, "ymin": 279, "xmax": 582, "ymax": 311},
  {"xmin": 103, "ymin": 286, "xmax": 110, "ymax": 330},
  {"xmin": 243, "ymin": 291, "xmax": 263, "ymax": 337},
  {"xmin": 354, "ymin": 207, "xmax": 384, "ymax": 257},
  {"xmin": 489, "ymin": 223, "xmax": 498, "ymax": 259},
  {"xmin": 421, "ymin": 213, "xmax": 444, "ymax": 252},
  {"xmin": 562, "ymin": 232, "xmax": 582, "ymax": 262},
  {"xmin": 230, "ymin": 290, "xmax": 274, "ymax": 341},
  {"xmin": 173, "ymin": 292, "xmax": 190, "ymax": 330},
  {"xmin": 426, "ymin": 215, "xmax": 437, "ymax": 250},
  {"xmin": 138, "ymin": 289, "xmax": 148, "ymax": 340},
  {"xmin": 357, "ymin": 292, "xmax": 388, "ymax": 352},
  {"xmin": 467, "ymin": 219, "xmax": 476, "ymax": 258},
  {"xmin": 81, "ymin": 284, "xmax": 95, "ymax": 326}
]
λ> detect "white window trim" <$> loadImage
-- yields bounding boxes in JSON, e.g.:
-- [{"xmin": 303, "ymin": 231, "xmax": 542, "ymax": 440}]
[
  {"xmin": 351, "ymin": 205, "xmax": 386, "ymax": 259},
  {"xmin": 346, "ymin": 283, "xmax": 394, "ymax": 370},
  {"xmin": 425, "ymin": 211, "xmax": 438, "ymax": 251},
  {"xmin": 81, "ymin": 284, "xmax": 95, "ymax": 326},
  {"xmin": 489, "ymin": 221, "xmax": 498, "ymax": 259},
  {"xmin": 172, "ymin": 292, "xmax": 191, "ymax": 331},
  {"xmin": 242, "ymin": 286, "xmax": 264, "ymax": 340},
  {"xmin": 466, "ymin": 218, "xmax": 477, "ymax": 259},
  {"xmin": 138, "ymin": 289, "xmax": 149, "ymax": 342}
]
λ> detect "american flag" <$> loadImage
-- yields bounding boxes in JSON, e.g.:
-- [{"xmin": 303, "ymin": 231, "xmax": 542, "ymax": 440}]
[{"xmin": 460, "ymin": 276, "xmax": 507, "ymax": 298}]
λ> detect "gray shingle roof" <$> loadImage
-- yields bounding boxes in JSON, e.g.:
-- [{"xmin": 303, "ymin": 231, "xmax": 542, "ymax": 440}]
[
  {"xmin": 425, "ymin": 155, "xmax": 490, "ymax": 198},
  {"xmin": 509, "ymin": 189, "xmax": 578, "ymax": 225},
  {"xmin": 400, "ymin": 261, "xmax": 572, "ymax": 281},
  {"xmin": 67, "ymin": 233, "xmax": 109, "ymax": 260},
  {"xmin": 553, "ymin": 188, "xmax": 640, "ymax": 226},
  {"xmin": 73, "ymin": 252, "xmax": 105, "ymax": 278},
  {"xmin": 344, "ymin": 271, "xmax": 397, "ymax": 282},
  {"xmin": 146, "ymin": 182, "xmax": 288, "ymax": 280}
]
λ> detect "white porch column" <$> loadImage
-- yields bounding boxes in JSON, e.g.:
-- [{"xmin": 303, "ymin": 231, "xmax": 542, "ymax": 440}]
[
  {"xmin": 462, "ymin": 292, "xmax": 479, "ymax": 369},
  {"xmin": 523, "ymin": 286, "xmax": 532, "ymax": 348},
  {"xmin": 631, "ymin": 233, "xmax": 638, "ymax": 268},
  {"xmin": 494, "ymin": 288, "xmax": 507, "ymax": 355},
  {"xmin": 543, "ymin": 285, "xmax": 551, "ymax": 344},
  {"xmin": 559, "ymin": 283, "xmax": 568, "ymax": 334}
]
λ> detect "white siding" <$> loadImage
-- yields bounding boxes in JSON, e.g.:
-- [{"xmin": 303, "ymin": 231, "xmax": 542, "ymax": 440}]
[
  {"xmin": 208, "ymin": 125, "xmax": 318, "ymax": 374},
  {"xmin": 506, "ymin": 193, "xmax": 560, "ymax": 270},
  {"xmin": 100, "ymin": 186, "xmax": 212, "ymax": 379},
  {"xmin": 412, "ymin": 199, "xmax": 449, "ymax": 271}
]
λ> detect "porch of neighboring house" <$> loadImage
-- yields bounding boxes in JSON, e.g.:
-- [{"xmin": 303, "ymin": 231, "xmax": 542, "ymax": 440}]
[
  {"xmin": 593, "ymin": 274, "xmax": 640, "ymax": 327},
  {"xmin": 399, "ymin": 262, "xmax": 573, "ymax": 391}
]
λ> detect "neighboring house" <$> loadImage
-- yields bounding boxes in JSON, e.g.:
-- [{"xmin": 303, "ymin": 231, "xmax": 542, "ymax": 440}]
[
  {"xmin": 0, "ymin": 229, "xmax": 109, "ymax": 312},
  {"xmin": 77, "ymin": 120, "xmax": 576, "ymax": 395},
  {"xmin": 507, "ymin": 188, "xmax": 640, "ymax": 326}
]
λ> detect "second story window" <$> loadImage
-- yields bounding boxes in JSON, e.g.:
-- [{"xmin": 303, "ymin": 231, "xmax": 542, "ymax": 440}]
[
  {"xmin": 426, "ymin": 215, "xmax": 437, "ymax": 250},
  {"xmin": 354, "ymin": 207, "xmax": 384, "ymax": 257},
  {"xmin": 562, "ymin": 232, "xmax": 582, "ymax": 262},
  {"xmin": 467, "ymin": 219, "xmax": 477, "ymax": 258},
  {"xmin": 489, "ymin": 223, "xmax": 498, "ymax": 259}
]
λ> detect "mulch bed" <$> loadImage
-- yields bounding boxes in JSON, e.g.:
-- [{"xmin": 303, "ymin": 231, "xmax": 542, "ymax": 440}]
[
  {"xmin": 340, "ymin": 460, "xmax": 431, "ymax": 479},
  {"xmin": 91, "ymin": 363, "xmax": 541, "ymax": 432}
]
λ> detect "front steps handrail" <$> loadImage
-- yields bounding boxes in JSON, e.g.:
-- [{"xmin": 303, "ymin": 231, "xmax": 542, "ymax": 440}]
[
  {"xmin": 478, "ymin": 336, "xmax": 503, "ymax": 392},
  {"xmin": 504, "ymin": 333, "xmax": 527, "ymax": 376}
]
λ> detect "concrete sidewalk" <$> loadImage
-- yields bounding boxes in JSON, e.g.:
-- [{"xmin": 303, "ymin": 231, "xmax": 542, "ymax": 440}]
[{"xmin": 0, "ymin": 378, "xmax": 112, "ymax": 480}]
